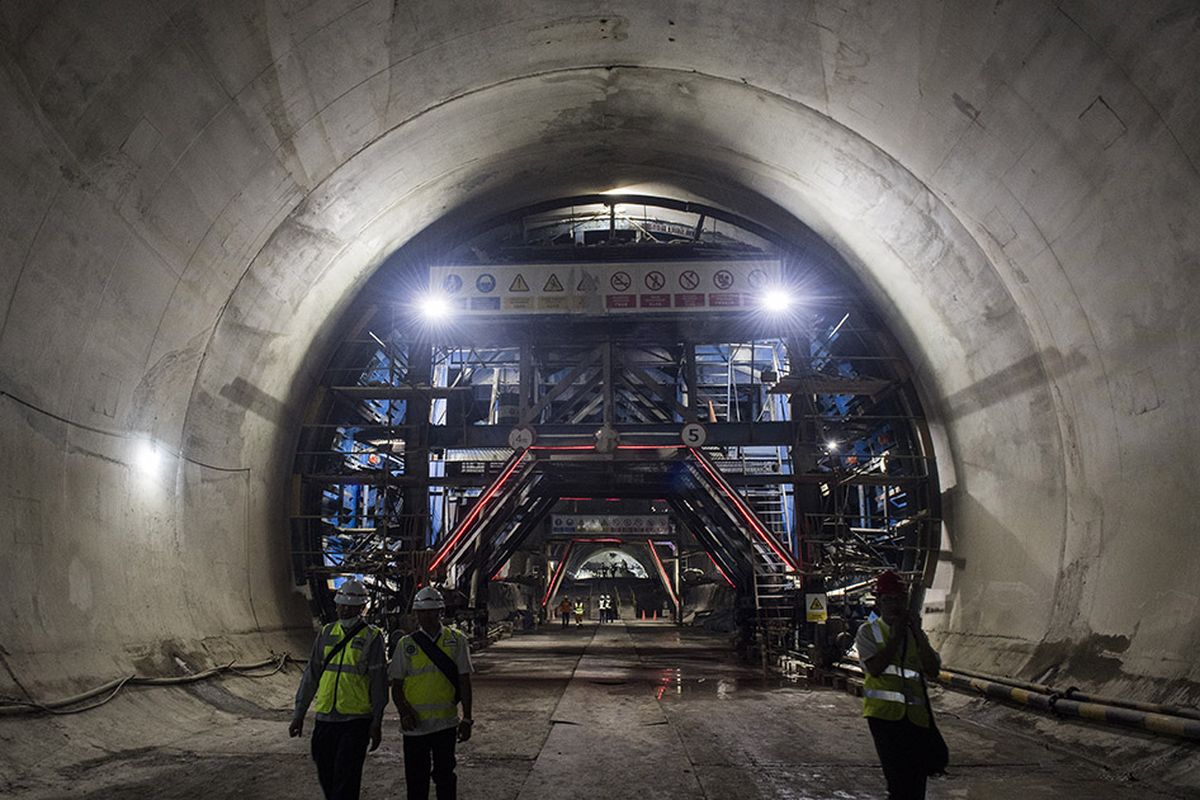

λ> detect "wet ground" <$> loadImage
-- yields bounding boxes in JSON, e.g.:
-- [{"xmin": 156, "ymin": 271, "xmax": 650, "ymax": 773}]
[{"xmin": 2, "ymin": 622, "xmax": 1195, "ymax": 798}]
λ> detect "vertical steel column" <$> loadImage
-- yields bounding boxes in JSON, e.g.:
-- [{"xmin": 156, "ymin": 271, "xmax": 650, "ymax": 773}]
[
  {"xmin": 684, "ymin": 342, "xmax": 699, "ymax": 423},
  {"xmin": 405, "ymin": 340, "xmax": 433, "ymax": 553},
  {"xmin": 518, "ymin": 343, "xmax": 533, "ymax": 425}
]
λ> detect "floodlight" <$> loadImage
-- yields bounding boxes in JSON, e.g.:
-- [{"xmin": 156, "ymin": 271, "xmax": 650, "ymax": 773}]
[
  {"xmin": 825, "ymin": 440, "xmax": 839, "ymax": 452},
  {"xmin": 758, "ymin": 287, "xmax": 793, "ymax": 313},
  {"xmin": 418, "ymin": 292, "xmax": 452, "ymax": 321}
]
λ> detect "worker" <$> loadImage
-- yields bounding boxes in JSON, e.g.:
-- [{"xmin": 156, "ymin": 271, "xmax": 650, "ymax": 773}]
[
  {"xmin": 855, "ymin": 570, "xmax": 942, "ymax": 800},
  {"xmin": 290, "ymin": 578, "xmax": 387, "ymax": 800},
  {"xmin": 573, "ymin": 597, "xmax": 584, "ymax": 626},
  {"xmin": 558, "ymin": 596, "xmax": 572, "ymax": 628},
  {"xmin": 391, "ymin": 586, "xmax": 474, "ymax": 800}
]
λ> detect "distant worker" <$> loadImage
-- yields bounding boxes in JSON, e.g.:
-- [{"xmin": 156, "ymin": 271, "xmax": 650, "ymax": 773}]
[
  {"xmin": 856, "ymin": 570, "xmax": 943, "ymax": 799},
  {"xmin": 391, "ymin": 586, "xmax": 475, "ymax": 800},
  {"xmin": 290, "ymin": 579, "xmax": 386, "ymax": 800},
  {"xmin": 557, "ymin": 596, "xmax": 572, "ymax": 628},
  {"xmin": 573, "ymin": 598, "xmax": 584, "ymax": 626},
  {"xmin": 599, "ymin": 593, "xmax": 610, "ymax": 623}
]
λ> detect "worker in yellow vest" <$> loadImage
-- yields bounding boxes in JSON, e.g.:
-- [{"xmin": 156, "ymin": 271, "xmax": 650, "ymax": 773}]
[
  {"xmin": 390, "ymin": 586, "xmax": 474, "ymax": 800},
  {"xmin": 855, "ymin": 570, "xmax": 942, "ymax": 799},
  {"xmin": 290, "ymin": 578, "xmax": 387, "ymax": 800}
]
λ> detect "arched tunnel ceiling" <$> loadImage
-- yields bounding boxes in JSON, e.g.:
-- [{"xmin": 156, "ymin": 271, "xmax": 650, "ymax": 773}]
[{"xmin": 0, "ymin": 2, "xmax": 1198, "ymax": 691}]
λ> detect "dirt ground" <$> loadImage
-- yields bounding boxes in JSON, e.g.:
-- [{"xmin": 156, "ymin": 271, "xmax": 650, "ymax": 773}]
[{"xmin": 2, "ymin": 622, "xmax": 1197, "ymax": 799}]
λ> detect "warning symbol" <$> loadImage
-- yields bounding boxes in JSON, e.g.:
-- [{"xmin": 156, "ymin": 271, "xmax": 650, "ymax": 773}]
[
  {"xmin": 543, "ymin": 273, "xmax": 564, "ymax": 292},
  {"xmin": 645, "ymin": 271, "xmax": 666, "ymax": 291},
  {"xmin": 805, "ymin": 592, "xmax": 828, "ymax": 623},
  {"xmin": 442, "ymin": 274, "xmax": 463, "ymax": 294},
  {"xmin": 476, "ymin": 273, "xmax": 496, "ymax": 293},
  {"xmin": 747, "ymin": 269, "xmax": 768, "ymax": 289},
  {"xmin": 713, "ymin": 270, "xmax": 735, "ymax": 290},
  {"xmin": 610, "ymin": 271, "xmax": 632, "ymax": 292},
  {"xmin": 679, "ymin": 270, "xmax": 700, "ymax": 290},
  {"xmin": 577, "ymin": 272, "xmax": 599, "ymax": 293},
  {"xmin": 509, "ymin": 274, "xmax": 530, "ymax": 292}
]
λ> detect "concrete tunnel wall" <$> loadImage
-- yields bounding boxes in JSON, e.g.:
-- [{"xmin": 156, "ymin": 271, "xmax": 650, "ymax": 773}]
[{"xmin": 1, "ymin": 2, "xmax": 1198, "ymax": 698}]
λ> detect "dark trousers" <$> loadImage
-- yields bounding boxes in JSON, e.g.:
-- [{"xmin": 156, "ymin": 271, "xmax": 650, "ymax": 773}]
[
  {"xmin": 867, "ymin": 716, "xmax": 928, "ymax": 800},
  {"xmin": 311, "ymin": 718, "xmax": 372, "ymax": 800},
  {"xmin": 560, "ymin": 611, "xmax": 570, "ymax": 628},
  {"xmin": 403, "ymin": 727, "xmax": 458, "ymax": 800}
]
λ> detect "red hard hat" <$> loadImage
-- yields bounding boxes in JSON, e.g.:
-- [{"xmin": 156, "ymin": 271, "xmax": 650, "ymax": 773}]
[{"xmin": 875, "ymin": 570, "xmax": 906, "ymax": 597}]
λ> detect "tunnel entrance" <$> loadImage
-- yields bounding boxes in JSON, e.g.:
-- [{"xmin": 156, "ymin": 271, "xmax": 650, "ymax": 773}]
[{"xmin": 291, "ymin": 195, "xmax": 939, "ymax": 663}]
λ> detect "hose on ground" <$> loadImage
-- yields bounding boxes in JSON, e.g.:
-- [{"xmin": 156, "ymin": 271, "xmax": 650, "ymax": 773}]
[{"xmin": 0, "ymin": 653, "xmax": 306, "ymax": 717}]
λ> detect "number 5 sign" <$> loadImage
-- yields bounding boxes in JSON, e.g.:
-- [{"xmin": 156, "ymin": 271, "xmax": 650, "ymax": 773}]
[{"xmin": 680, "ymin": 422, "xmax": 708, "ymax": 447}]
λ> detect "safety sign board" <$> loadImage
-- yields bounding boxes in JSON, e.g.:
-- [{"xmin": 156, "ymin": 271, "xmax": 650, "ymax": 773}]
[
  {"xmin": 805, "ymin": 593, "xmax": 829, "ymax": 624},
  {"xmin": 428, "ymin": 260, "xmax": 781, "ymax": 316},
  {"xmin": 551, "ymin": 515, "xmax": 670, "ymax": 536}
]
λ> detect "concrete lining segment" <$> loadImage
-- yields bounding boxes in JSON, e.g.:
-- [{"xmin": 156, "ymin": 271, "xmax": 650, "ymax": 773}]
[{"xmin": 0, "ymin": 0, "xmax": 1197, "ymax": 699}]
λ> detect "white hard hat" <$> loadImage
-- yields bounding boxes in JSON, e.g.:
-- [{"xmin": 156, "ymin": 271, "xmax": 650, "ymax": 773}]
[
  {"xmin": 334, "ymin": 578, "xmax": 369, "ymax": 606},
  {"xmin": 413, "ymin": 586, "xmax": 446, "ymax": 610}
]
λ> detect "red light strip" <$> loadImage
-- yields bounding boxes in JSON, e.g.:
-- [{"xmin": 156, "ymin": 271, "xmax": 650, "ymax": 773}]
[
  {"xmin": 541, "ymin": 541, "xmax": 573, "ymax": 607},
  {"xmin": 688, "ymin": 447, "xmax": 799, "ymax": 571},
  {"xmin": 528, "ymin": 444, "xmax": 680, "ymax": 452},
  {"xmin": 646, "ymin": 538, "xmax": 680, "ymax": 611},
  {"xmin": 707, "ymin": 552, "xmax": 736, "ymax": 588},
  {"xmin": 430, "ymin": 451, "xmax": 528, "ymax": 571}
]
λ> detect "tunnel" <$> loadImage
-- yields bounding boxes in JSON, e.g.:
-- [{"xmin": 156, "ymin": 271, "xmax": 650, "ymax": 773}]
[{"xmin": 1, "ymin": 2, "xmax": 1198, "ymax": 798}]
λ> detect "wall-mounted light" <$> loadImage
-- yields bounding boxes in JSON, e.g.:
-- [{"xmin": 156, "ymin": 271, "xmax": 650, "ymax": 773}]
[{"xmin": 135, "ymin": 439, "xmax": 161, "ymax": 475}]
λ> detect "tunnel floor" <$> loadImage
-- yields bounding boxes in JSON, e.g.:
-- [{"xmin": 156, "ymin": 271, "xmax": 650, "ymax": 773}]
[{"xmin": 3, "ymin": 623, "xmax": 1192, "ymax": 799}]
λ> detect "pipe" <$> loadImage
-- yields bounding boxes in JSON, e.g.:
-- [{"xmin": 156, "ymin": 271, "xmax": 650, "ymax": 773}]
[
  {"xmin": 937, "ymin": 671, "xmax": 1200, "ymax": 741},
  {"xmin": 946, "ymin": 666, "xmax": 1200, "ymax": 723}
]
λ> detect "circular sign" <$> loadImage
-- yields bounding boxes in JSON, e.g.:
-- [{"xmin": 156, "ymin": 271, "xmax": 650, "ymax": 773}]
[
  {"xmin": 610, "ymin": 271, "xmax": 632, "ymax": 292},
  {"xmin": 713, "ymin": 270, "xmax": 735, "ymax": 290},
  {"xmin": 681, "ymin": 422, "xmax": 708, "ymax": 447},
  {"xmin": 442, "ymin": 274, "xmax": 463, "ymax": 293},
  {"xmin": 747, "ymin": 269, "xmax": 768, "ymax": 289},
  {"xmin": 645, "ymin": 271, "xmax": 666, "ymax": 291},
  {"xmin": 475, "ymin": 273, "xmax": 496, "ymax": 293},
  {"xmin": 507, "ymin": 426, "xmax": 536, "ymax": 450},
  {"xmin": 679, "ymin": 270, "xmax": 700, "ymax": 290}
]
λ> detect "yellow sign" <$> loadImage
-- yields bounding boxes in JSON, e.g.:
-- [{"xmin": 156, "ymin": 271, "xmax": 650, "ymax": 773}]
[{"xmin": 805, "ymin": 593, "xmax": 828, "ymax": 623}]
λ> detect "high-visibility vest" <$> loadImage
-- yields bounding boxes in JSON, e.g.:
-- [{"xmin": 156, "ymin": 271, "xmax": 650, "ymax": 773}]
[
  {"xmin": 314, "ymin": 621, "xmax": 380, "ymax": 716},
  {"xmin": 399, "ymin": 627, "xmax": 463, "ymax": 727},
  {"xmin": 861, "ymin": 618, "xmax": 931, "ymax": 727}
]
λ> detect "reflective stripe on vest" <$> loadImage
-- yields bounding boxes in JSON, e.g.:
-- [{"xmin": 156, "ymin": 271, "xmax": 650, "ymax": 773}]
[
  {"xmin": 400, "ymin": 627, "xmax": 462, "ymax": 725},
  {"xmin": 861, "ymin": 619, "xmax": 930, "ymax": 727},
  {"xmin": 314, "ymin": 621, "xmax": 377, "ymax": 716}
]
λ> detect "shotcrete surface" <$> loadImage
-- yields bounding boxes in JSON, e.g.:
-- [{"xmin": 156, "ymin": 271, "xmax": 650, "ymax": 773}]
[{"xmin": 1, "ymin": 623, "xmax": 1194, "ymax": 799}]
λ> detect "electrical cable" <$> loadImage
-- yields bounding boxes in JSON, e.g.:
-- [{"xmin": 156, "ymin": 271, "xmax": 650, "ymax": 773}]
[{"xmin": 0, "ymin": 653, "xmax": 305, "ymax": 717}]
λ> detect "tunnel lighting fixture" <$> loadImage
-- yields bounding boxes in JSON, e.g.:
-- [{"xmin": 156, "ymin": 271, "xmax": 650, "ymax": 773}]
[
  {"xmin": 134, "ymin": 439, "xmax": 161, "ymax": 475},
  {"xmin": 417, "ymin": 292, "xmax": 452, "ymax": 321},
  {"xmin": 825, "ymin": 441, "xmax": 839, "ymax": 452},
  {"xmin": 758, "ymin": 286, "xmax": 793, "ymax": 313}
]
